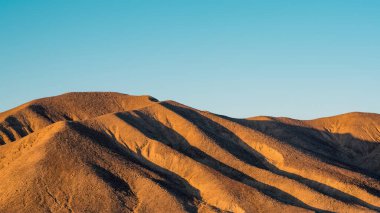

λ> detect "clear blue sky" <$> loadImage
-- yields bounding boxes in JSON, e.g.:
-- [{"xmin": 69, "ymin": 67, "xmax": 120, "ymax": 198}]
[{"xmin": 1, "ymin": 0, "xmax": 379, "ymax": 119}]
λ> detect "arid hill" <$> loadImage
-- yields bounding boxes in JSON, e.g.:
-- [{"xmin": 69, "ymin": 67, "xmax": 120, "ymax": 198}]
[{"xmin": 1, "ymin": 92, "xmax": 380, "ymax": 212}]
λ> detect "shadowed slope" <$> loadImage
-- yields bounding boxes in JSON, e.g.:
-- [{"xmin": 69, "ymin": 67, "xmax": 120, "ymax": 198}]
[{"xmin": 0, "ymin": 92, "xmax": 380, "ymax": 212}]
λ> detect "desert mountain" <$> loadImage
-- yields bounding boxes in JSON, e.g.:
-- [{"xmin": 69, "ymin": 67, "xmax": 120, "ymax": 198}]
[{"xmin": 1, "ymin": 92, "xmax": 380, "ymax": 212}]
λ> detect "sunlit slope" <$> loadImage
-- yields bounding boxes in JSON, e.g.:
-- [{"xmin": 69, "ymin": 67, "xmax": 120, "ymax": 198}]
[
  {"xmin": 245, "ymin": 112, "xmax": 380, "ymax": 177},
  {"xmin": 0, "ymin": 92, "xmax": 158, "ymax": 144},
  {"xmin": 1, "ymin": 92, "xmax": 380, "ymax": 212}
]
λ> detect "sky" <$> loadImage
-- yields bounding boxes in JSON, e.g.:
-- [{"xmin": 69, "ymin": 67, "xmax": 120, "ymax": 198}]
[{"xmin": 0, "ymin": 0, "xmax": 379, "ymax": 119}]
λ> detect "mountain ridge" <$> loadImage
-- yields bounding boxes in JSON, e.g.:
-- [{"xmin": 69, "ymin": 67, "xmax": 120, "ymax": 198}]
[{"xmin": 1, "ymin": 92, "xmax": 380, "ymax": 212}]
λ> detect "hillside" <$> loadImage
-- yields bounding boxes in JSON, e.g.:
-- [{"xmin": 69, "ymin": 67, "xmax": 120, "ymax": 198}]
[{"xmin": 1, "ymin": 92, "xmax": 380, "ymax": 212}]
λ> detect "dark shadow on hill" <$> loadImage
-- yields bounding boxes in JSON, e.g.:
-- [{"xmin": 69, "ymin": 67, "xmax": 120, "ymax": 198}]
[
  {"xmin": 91, "ymin": 164, "xmax": 138, "ymax": 211},
  {"xmin": 67, "ymin": 122, "xmax": 200, "ymax": 213},
  {"xmin": 115, "ymin": 111, "xmax": 333, "ymax": 212},
  {"xmin": 0, "ymin": 105, "xmax": 63, "ymax": 145},
  {"xmin": 216, "ymin": 114, "xmax": 380, "ymax": 182},
  {"xmin": 0, "ymin": 116, "xmax": 33, "ymax": 145},
  {"xmin": 29, "ymin": 104, "xmax": 56, "ymax": 123},
  {"xmin": 159, "ymin": 102, "xmax": 380, "ymax": 211}
]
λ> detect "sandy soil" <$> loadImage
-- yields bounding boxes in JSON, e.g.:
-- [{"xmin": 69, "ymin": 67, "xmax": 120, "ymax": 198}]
[{"xmin": 1, "ymin": 92, "xmax": 380, "ymax": 212}]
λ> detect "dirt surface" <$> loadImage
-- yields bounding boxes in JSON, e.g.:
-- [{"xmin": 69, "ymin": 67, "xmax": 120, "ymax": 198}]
[{"xmin": 1, "ymin": 92, "xmax": 380, "ymax": 212}]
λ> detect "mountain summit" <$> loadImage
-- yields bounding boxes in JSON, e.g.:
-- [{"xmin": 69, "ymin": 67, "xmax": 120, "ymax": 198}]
[{"xmin": 1, "ymin": 92, "xmax": 380, "ymax": 212}]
